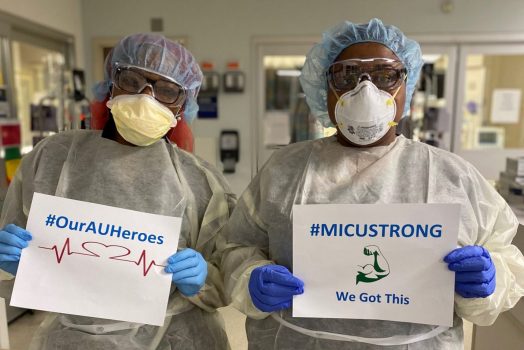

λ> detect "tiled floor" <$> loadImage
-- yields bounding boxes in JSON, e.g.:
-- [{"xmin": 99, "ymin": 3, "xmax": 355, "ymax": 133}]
[{"xmin": 6, "ymin": 309, "xmax": 473, "ymax": 350}]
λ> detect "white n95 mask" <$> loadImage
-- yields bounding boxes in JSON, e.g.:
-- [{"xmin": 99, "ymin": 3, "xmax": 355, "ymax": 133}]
[
  {"xmin": 106, "ymin": 94, "xmax": 177, "ymax": 146},
  {"xmin": 334, "ymin": 80, "xmax": 399, "ymax": 146}
]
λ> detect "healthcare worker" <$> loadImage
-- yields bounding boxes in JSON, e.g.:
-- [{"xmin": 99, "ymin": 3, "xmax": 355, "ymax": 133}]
[
  {"xmin": 0, "ymin": 34, "xmax": 235, "ymax": 349},
  {"xmin": 220, "ymin": 19, "xmax": 524, "ymax": 349}
]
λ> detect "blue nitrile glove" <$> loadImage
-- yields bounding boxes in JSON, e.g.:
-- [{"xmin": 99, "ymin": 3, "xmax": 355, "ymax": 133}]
[
  {"xmin": 444, "ymin": 245, "xmax": 496, "ymax": 298},
  {"xmin": 165, "ymin": 248, "xmax": 207, "ymax": 297},
  {"xmin": 248, "ymin": 265, "xmax": 304, "ymax": 312},
  {"xmin": 0, "ymin": 224, "xmax": 32, "ymax": 276}
]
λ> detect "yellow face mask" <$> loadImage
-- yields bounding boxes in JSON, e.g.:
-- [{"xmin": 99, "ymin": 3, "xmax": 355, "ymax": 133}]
[{"xmin": 106, "ymin": 94, "xmax": 177, "ymax": 146}]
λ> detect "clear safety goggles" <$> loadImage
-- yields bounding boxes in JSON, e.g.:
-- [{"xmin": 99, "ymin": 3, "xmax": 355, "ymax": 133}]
[
  {"xmin": 327, "ymin": 58, "xmax": 407, "ymax": 93},
  {"xmin": 112, "ymin": 63, "xmax": 187, "ymax": 106}
]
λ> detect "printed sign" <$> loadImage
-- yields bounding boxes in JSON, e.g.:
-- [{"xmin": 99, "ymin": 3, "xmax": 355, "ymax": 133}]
[
  {"xmin": 293, "ymin": 203, "xmax": 460, "ymax": 326},
  {"xmin": 11, "ymin": 193, "xmax": 181, "ymax": 326}
]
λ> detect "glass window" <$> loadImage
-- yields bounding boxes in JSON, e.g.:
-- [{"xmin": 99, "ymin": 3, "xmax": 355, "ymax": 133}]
[
  {"xmin": 263, "ymin": 55, "xmax": 335, "ymax": 148},
  {"xmin": 12, "ymin": 40, "xmax": 65, "ymax": 151},
  {"xmin": 408, "ymin": 53, "xmax": 452, "ymax": 149},
  {"xmin": 461, "ymin": 54, "xmax": 524, "ymax": 150}
]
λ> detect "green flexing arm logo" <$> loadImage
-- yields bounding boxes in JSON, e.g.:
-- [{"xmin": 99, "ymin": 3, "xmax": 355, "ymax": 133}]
[{"xmin": 356, "ymin": 245, "xmax": 390, "ymax": 284}]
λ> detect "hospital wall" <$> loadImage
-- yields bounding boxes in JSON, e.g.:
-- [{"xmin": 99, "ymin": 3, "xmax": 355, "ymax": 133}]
[
  {"xmin": 80, "ymin": 0, "xmax": 524, "ymax": 195},
  {"xmin": 0, "ymin": 0, "xmax": 85, "ymax": 67}
]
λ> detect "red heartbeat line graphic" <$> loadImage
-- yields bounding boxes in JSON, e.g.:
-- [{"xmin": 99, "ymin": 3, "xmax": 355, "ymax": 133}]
[
  {"xmin": 38, "ymin": 237, "xmax": 94, "ymax": 263},
  {"xmin": 39, "ymin": 238, "xmax": 166, "ymax": 277}
]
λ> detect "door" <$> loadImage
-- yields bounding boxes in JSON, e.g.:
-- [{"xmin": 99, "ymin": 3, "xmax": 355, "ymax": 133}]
[
  {"xmin": 253, "ymin": 40, "xmax": 336, "ymax": 173},
  {"xmin": 454, "ymin": 44, "xmax": 524, "ymax": 180},
  {"xmin": 411, "ymin": 44, "xmax": 458, "ymax": 151},
  {"xmin": 11, "ymin": 38, "xmax": 66, "ymax": 151}
]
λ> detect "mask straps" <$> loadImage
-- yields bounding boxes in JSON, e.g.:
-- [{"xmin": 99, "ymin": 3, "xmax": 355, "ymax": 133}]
[
  {"xmin": 108, "ymin": 83, "xmax": 114, "ymax": 100},
  {"xmin": 328, "ymin": 82, "xmax": 343, "ymax": 105},
  {"xmin": 389, "ymin": 74, "xmax": 406, "ymax": 102},
  {"xmin": 174, "ymin": 101, "xmax": 185, "ymax": 121},
  {"xmin": 386, "ymin": 75, "xmax": 407, "ymax": 127},
  {"xmin": 329, "ymin": 83, "xmax": 345, "ymax": 130}
]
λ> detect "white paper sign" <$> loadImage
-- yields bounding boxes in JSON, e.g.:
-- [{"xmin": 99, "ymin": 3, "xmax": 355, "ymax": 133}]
[
  {"xmin": 0, "ymin": 297, "xmax": 8, "ymax": 350},
  {"xmin": 264, "ymin": 111, "xmax": 291, "ymax": 146},
  {"xmin": 293, "ymin": 203, "xmax": 460, "ymax": 327},
  {"xmin": 11, "ymin": 193, "xmax": 181, "ymax": 326},
  {"xmin": 491, "ymin": 89, "xmax": 522, "ymax": 124}
]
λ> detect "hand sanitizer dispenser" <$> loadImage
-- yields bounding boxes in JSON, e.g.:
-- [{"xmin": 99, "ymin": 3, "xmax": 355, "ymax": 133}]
[{"xmin": 220, "ymin": 130, "xmax": 239, "ymax": 173}]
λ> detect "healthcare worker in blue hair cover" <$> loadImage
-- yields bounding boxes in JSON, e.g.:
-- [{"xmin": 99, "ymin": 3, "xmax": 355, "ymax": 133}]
[
  {"xmin": 0, "ymin": 33, "xmax": 235, "ymax": 349},
  {"xmin": 220, "ymin": 19, "xmax": 524, "ymax": 349}
]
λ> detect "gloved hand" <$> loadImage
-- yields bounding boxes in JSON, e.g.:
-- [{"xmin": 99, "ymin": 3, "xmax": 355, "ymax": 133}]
[
  {"xmin": 0, "ymin": 224, "xmax": 32, "ymax": 275},
  {"xmin": 165, "ymin": 248, "xmax": 207, "ymax": 297},
  {"xmin": 444, "ymin": 245, "xmax": 496, "ymax": 298},
  {"xmin": 249, "ymin": 264, "xmax": 304, "ymax": 312}
]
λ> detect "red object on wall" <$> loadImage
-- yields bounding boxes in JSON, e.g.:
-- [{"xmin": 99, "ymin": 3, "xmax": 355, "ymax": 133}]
[
  {"xmin": 89, "ymin": 98, "xmax": 110, "ymax": 130},
  {"xmin": 166, "ymin": 118, "xmax": 193, "ymax": 152},
  {"xmin": 89, "ymin": 98, "xmax": 194, "ymax": 152},
  {"xmin": 0, "ymin": 123, "xmax": 21, "ymax": 146}
]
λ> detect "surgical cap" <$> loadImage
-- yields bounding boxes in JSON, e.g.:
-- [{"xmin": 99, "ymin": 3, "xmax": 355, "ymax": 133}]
[
  {"xmin": 299, "ymin": 18, "xmax": 423, "ymax": 127},
  {"xmin": 93, "ymin": 33, "xmax": 203, "ymax": 122}
]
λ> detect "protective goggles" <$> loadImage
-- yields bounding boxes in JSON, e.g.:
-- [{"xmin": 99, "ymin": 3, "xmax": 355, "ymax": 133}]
[
  {"xmin": 327, "ymin": 58, "xmax": 407, "ymax": 93},
  {"xmin": 112, "ymin": 63, "xmax": 187, "ymax": 106}
]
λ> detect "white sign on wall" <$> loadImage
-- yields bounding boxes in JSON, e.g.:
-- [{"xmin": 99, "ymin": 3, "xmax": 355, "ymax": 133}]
[{"xmin": 491, "ymin": 89, "xmax": 522, "ymax": 124}]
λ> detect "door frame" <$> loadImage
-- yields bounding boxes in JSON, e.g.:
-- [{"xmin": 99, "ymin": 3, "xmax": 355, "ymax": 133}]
[
  {"xmin": 250, "ymin": 36, "xmax": 317, "ymax": 175},
  {"xmin": 0, "ymin": 10, "xmax": 75, "ymax": 132}
]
